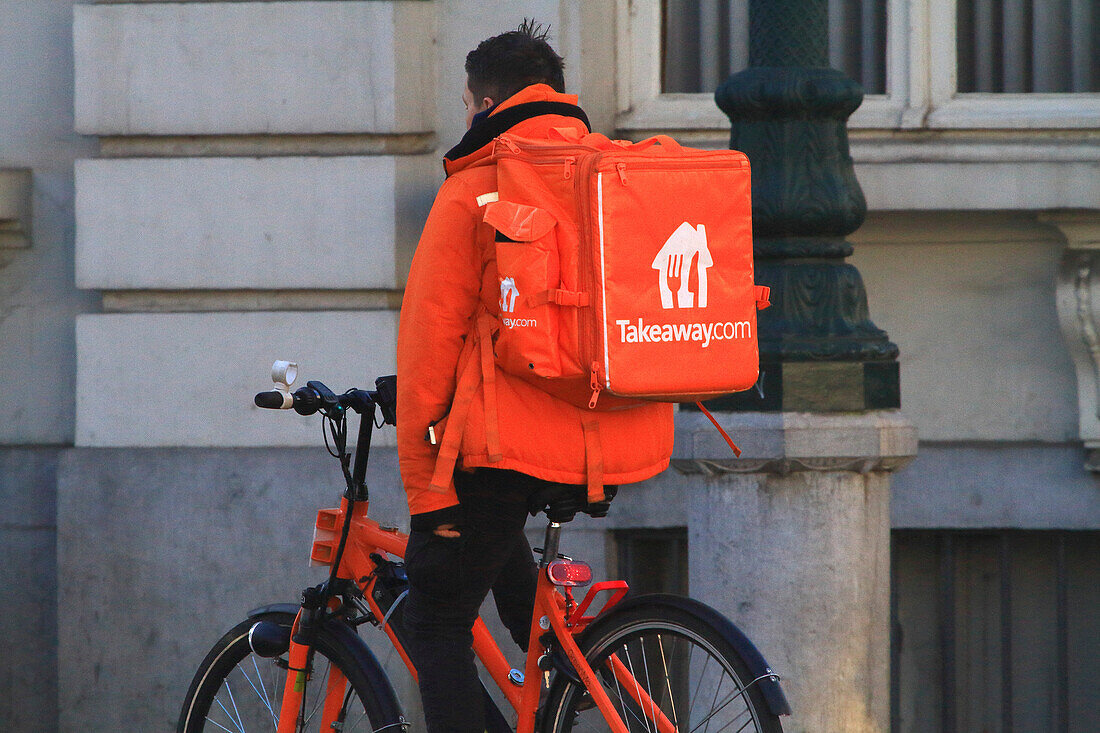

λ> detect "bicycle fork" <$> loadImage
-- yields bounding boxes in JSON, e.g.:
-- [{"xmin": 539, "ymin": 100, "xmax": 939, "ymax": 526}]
[
  {"xmin": 276, "ymin": 614, "xmax": 309, "ymax": 733},
  {"xmin": 276, "ymin": 612, "xmax": 354, "ymax": 733}
]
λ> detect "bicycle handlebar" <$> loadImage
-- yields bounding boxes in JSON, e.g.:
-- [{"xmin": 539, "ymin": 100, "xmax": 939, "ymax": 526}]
[
  {"xmin": 254, "ymin": 390, "xmax": 293, "ymax": 409},
  {"xmin": 254, "ymin": 375, "xmax": 397, "ymax": 426}
]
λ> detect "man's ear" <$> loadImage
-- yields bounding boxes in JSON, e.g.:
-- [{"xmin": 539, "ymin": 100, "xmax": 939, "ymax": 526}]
[{"xmin": 481, "ymin": 96, "xmax": 494, "ymax": 111}]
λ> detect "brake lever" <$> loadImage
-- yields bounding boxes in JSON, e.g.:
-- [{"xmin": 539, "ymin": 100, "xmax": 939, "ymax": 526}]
[{"xmin": 307, "ymin": 380, "xmax": 340, "ymax": 411}]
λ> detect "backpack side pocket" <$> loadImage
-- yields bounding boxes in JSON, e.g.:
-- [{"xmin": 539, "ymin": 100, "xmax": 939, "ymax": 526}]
[{"xmin": 485, "ymin": 200, "xmax": 586, "ymax": 379}]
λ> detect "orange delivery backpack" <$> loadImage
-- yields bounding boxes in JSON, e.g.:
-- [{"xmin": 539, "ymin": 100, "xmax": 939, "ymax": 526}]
[{"xmin": 481, "ymin": 130, "xmax": 770, "ymax": 413}]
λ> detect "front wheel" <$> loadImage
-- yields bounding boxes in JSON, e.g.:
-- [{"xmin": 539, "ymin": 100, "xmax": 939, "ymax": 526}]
[
  {"xmin": 177, "ymin": 611, "xmax": 404, "ymax": 732},
  {"xmin": 541, "ymin": 599, "xmax": 784, "ymax": 733}
]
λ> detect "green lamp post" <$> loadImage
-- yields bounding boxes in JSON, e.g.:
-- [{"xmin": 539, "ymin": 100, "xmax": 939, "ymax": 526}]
[{"xmin": 713, "ymin": 0, "xmax": 899, "ymax": 412}]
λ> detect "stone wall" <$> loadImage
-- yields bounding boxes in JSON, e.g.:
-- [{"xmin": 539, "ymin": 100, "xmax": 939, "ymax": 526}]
[{"xmin": 71, "ymin": 1, "xmax": 437, "ymax": 451}]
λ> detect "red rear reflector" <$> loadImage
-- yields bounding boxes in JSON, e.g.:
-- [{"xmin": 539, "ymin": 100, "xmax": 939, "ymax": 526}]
[{"xmin": 547, "ymin": 559, "xmax": 593, "ymax": 587}]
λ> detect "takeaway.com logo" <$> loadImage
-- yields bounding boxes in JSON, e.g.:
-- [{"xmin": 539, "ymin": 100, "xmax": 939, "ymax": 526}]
[{"xmin": 616, "ymin": 221, "xmax": 751, "ymax": 348}]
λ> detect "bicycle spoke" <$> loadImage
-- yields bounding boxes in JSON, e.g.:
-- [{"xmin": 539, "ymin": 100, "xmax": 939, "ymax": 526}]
[
  {"xmin": 213, "ymin": 683, "xmax": 246, "ymax": 733},
  {"xmin": 270, "ymin": 660, "xmax": 284, "ymax": 729},
  {"xmin": 342, "ymin": 704, "xmax": 370, "ymax": 732},
  {"xmin": 703, "ymin": 665, "xmax": 722, "ymax": 733},
  {"xmin": 638, "ymin": 637, "xmax": 659, "ymax": 731},
  {"xmin": 656, "ymin": 634, "xmax": 679, "ymax": 727},
  {"xmin": 242, "ymin": 656, "xmax": 277, "ymax": 727},
  {"xmin": 622, "ymin": 642, "xmax": 655, "ymax": 733},
  {"xmin": 711, "ymin": 711, "xmax": 755, "ymax": 733},
  {"xmin": 610, "ymin": 648, "xmax": 630, "ymax": 723},
  {"xmin": 604, "ymin": 646, "xmax": 653, "ymax": 731},
  {"xmin": 686, "ymin": 649, "xmax": 707, "ymax": 723},
  {"xmin": 687, "ymin": 678, "xmax": 754, "ymax": 733},
  {"xmin": 302, "ymin": 658, "xmax": 331, "ymax": 727},
  {"xmin": 227, "ymin": 677, "xmax": 249, "ymax": 733},
  {"xmin": 203, "ymin": 716, "xmax": 240, "ymax": 733}
]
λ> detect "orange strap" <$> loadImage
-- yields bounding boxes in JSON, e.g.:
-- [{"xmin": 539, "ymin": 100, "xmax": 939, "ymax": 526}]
[
  {"xmin": 427, "ymin": 343, "xmax": 481, "ymax": 493},
  {"xmin": 694, "ymin": 401, "xmax": 742, "ymax": 457},
  {"xmin": 427, "ymin": 315, "xmax": 506, "ymax": 492},
  {"xmin": 581, "ymin": 418, "xmax": 605, "ymax": 503},
  {"xmin": 428, "ymin": 311, "xmax": 506, "ymax": 492},
  {"xmin": 628, "ymin": 134, "xmax": 685, "ymax": 154},
  {"xmin": 477, "ymin": 312, "xmax": 503, "ymax": 462},
  {"xmin": 525, "ymin": 289, "xmax": 590, "ymax": 308},
  {"xmin": 755, "ymin": 285, "xmax": 771, "ymax": 310}
]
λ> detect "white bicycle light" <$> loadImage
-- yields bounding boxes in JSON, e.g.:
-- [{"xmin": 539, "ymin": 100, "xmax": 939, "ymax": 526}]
[{"xmin": 271, "ymin": 360, "xmax": 298, "ymax": 391}]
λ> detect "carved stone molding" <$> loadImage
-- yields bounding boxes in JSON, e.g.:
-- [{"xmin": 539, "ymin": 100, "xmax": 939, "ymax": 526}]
[
  {"xmin": 672, "ymin": 409, "xmax": 917, "ymax": 476},
  {"xmin": 1048, "ymin": 210, "xmax": 1100, "ymax": 470},
  {"xmin": 0, "ymin": 168, "xmax": 32, "ymax": 249}
]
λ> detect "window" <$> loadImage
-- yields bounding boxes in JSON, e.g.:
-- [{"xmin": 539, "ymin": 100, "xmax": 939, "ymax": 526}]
[
  {"xmin": 892, "ymin": 530, "xmax": 1100, "ymax": 732},
  {"xmin": 662, "ymin": 0, "xmax": 887, "ymax": 95},
  {"xmin": 614, "ymin": 527, "xmax": 689, "ymax": 597},
  {"xmin": 618, "ymin": 0, "xmax": 1100, "ymax": 132},
  {"xmin": 956, "ymin": 0, "xmax": 1099, "ymax": 93}
]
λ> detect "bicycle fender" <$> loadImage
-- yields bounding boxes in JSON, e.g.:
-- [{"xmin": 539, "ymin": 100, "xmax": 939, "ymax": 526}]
[
  {"xmin": 246, "ymin": 603, "xmax": 405, "ymax": 724},
  {"xmin": 248, "ymin": 602, "xmax": 300, "ymax": 618},
  {"xmin": 320, "ymin": 619, "xmax": 405, "ymax": 724},
  {"xmin": 598, "ymin": 593, "xmax": 792, "ymax": 717}
]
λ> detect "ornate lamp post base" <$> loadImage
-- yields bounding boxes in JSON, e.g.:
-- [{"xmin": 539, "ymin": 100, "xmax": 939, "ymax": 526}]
[
  {"xmin": 712, "ymin": 65, "xmax": 899, "ymax": 412},
  {"xmin": 703, "ymin": 2, "xmax": 911, "ymax": 730},
  {"xmin": 706, "ymin": 360, "xmax": 900, "ymax": 412}
]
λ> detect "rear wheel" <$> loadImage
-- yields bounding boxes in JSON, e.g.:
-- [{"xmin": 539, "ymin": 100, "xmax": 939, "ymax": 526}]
[
  {"xmin": 178, "ymin": 611, "xmax": 403, "ymax": 732},
  {"xmin": 541, "ymin": 601, "xmax": 783, "ymax": 732}
]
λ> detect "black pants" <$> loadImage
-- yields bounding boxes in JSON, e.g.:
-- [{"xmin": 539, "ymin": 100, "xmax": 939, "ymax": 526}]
[{"xmin": 402, "ymin": 469, "xmax": 549, "ymax": 732}]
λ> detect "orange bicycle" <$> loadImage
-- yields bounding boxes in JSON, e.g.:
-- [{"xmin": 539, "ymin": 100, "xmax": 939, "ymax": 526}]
[{"xmin": 177, "ymin": 363, "xmax": 789, "ymax": 732}]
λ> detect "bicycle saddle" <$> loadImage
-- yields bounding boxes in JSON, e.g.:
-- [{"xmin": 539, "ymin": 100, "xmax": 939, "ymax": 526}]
[{"xmin": 527, "ymin": 483, "xmax": 619, "ymax": 523}]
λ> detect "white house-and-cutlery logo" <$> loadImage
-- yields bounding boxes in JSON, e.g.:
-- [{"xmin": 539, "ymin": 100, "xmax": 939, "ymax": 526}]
[
  {"xmin": 653, "ymin": 222, "xmax": 712, "ymax": 309},
  {"xmin": 616, "ymin": 221, "xmax": 752, "ymax": 348},
  {"xmin": 499, "ymin": 276, "xmax": 537, "ymax": 329}
]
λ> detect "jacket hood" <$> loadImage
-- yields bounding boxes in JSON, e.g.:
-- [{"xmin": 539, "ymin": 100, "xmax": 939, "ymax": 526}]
[{"xmin": 443, "ymin": 84, "xmax": 590, "ymax": 176}]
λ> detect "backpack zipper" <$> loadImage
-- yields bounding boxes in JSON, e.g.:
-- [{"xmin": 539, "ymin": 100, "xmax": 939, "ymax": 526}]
[
  {"xmin": 588, "ymin": 362, "xmax": 602, "ymax": 409},
  {"xmin": 575, "ymin": 152, "xmax": 606, "ymax": 406},
  {"xmin": 601, "ymin": 157, "xmax": 750, "ymax": 179}
]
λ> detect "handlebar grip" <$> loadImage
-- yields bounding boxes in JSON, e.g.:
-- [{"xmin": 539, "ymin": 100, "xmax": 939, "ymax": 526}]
[{"xmin": 255, "ymin": 390, "xmax": 293, "ymax": 409}]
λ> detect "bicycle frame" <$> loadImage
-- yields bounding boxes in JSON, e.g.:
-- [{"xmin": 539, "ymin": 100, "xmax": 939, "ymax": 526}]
[
  {"xmin": 247, "ymin": 375, "xmax": 681, "ymax": 732},
  {"xmin": 276, "ymin": 496, "xmax": 680, "ymax": 733}
]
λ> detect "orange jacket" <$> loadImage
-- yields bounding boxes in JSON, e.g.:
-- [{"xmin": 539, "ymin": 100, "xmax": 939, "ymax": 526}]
[{"xmin": 397, "ymin": 85, "xmax": 674, "ymax": 525}]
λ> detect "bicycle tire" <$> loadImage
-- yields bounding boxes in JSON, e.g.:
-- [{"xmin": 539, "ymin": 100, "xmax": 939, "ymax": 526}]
[
  {"xmin": 177, "ymin": 611, "xmax": 405, "ymax": 733},
  {"xmin": 541, "ymin": 598, "xmax": 784, "ymax": 733}
]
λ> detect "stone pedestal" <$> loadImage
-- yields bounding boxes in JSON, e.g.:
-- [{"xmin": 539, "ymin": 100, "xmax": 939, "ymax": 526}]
[{"xmin": 675, "ymin": 410, "xmax": 917, "ymax": 733}]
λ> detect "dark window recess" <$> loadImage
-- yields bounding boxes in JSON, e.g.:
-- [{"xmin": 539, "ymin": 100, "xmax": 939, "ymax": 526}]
[
  {"xmin": 614, "ymin": 527, "xmax": 689, "ymax": 597},
  {"xmin": 956, "ymin": 0, "xmax": 1099, "ymax": 93},
  {"xmin": 661, "ymin": 0, "xmax": 887, "ymax": 94},
  {"xmin": 892, "ymin": 530, "xmax": 1100, "ymax": 733}
]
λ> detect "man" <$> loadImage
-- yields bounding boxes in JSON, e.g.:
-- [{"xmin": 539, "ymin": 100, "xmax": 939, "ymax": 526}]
[{"xmin": 396, "ymin": 21, "xmax": 673, "ymax": 731}]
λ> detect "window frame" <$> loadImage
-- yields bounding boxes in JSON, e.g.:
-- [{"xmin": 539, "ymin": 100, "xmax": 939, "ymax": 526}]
[{"xmin": 615, "ymin": 0, "xmax": 1100, "ymax": 133}]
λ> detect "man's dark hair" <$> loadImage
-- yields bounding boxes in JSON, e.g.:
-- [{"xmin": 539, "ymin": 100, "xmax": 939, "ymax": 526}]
[{"xmin": 465, "ymin": 19, "xmax": 565, "ymax": 105}]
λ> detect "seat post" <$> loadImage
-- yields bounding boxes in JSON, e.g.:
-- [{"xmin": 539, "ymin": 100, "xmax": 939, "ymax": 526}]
[{"xmin": 540, "ymin": 521, "xmax": 562, "ymax": 568}]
